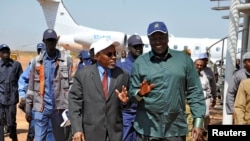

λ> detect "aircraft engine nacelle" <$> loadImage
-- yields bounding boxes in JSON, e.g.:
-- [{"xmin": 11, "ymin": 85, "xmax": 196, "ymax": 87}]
[
  {"xmin": 57, "ymin": 34, "xmax": 87, "ymax": 53},
  {"xmin": 74, "ymin": 31, "xmax": 127, "ymax": 50},
  {"xmin": 57, "ymin": 31, "xmax": 127, "ymax": 53}
]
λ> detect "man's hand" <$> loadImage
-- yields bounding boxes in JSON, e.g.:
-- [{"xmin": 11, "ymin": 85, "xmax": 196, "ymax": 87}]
[
  {"xmin": 25, "ymin": 113, "xmax": 32, "ymax": 123},
  {"xmin": 191, "ymin": 127, "xmax": 203, "ymax": 141},
  {"xmin": 18, "ymin": 98, "xmax": 26, "ymax": 112},
  {"xmin": 73, "ymin": 132, "xmax": 85, "ymax": 141},
  {"xmin": 138, "ymin": 80, "xmax": 155, "ymax": 96},
  {"xmin": 233, "ymin": 112, "xmax": 237, "ymax": 125},
  {"xmin": 115, "ymin": 85, "xmax": 129, "ymax": 104},
  {"xmin": 211, "ymin": 99, "xmax": 216, "ymax": 108}
]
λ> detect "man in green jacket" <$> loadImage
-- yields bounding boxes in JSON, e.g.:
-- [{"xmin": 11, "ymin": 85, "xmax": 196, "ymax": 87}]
[{"xmin": 129, "ymin": 21, "xmax": 206, "ymax": 141}]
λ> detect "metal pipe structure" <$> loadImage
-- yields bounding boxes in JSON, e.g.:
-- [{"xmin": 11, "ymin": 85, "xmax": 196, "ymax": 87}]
[
  {"xmin": 241, "ymin": 15, "xmax": 249, "ymax": 53},
  {"xmin": 222, "ymin": 0, "xmax": 240, "ymax": 125},
  {"xmin": 241, "ymin": 0, "xmax": 250, "ymax": 68},
  {"xmin": 236, "ymin": 3, "xmax": 250, "ymax": 14}
]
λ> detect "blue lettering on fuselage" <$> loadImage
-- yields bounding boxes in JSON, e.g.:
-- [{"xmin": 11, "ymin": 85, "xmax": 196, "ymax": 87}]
[{"xmin": 93, "ymin": 35, "xmax": 111, "ymax": 40}]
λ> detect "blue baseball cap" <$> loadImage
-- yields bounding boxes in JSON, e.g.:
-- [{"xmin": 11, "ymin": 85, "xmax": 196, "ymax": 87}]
[
  {"xmin": 78, "ymin": 50, "xmax": 90, "ymax": 59},
  {"xmin": 198, "ymin": 53, "xmax": 208, "ymax": 59},
  {"xmin": 147, "ymin": 21, "xmax": 168, "ymax": 36},
  {"xmin": 43, "ymin": 29, "xmax": 57, "ymax": 40},
  {"xmin": 0, "ymin": 44, "xmax": 10, "ymax": 51},
  {"xmin": 127, "ymin": 34, "xmax": 144, "ymax": 46},
  {"xmin": 37, "ymin": 43, "xmax": 45, "ymax": 50}
]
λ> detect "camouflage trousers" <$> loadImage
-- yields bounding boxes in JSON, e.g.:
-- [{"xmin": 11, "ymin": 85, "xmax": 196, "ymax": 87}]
[{"xmin": 186, "ymin": 102, "xmax": 194, "ymax": 141}]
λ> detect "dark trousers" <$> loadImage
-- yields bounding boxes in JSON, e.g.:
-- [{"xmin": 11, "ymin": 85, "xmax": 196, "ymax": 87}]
[
  {"xmin": 64, "ymin": 125, "xmax": 72, "ymax": 141},
  {"xmin": 26, "ymin": 122, "xmax": 34, "ymax": 141},
  {"xmin": 0, "ymin": 104, "xmax": 18, "ymax": 141},
  {"xmin": 136, "ymin": 133, "xmax": 186, "ymax": 141}
]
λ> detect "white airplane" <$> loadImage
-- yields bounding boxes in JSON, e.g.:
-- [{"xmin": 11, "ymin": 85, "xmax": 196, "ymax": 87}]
[
  {"xmin": 38, "ymin": 0, "xmax": 242, "ymax": 63},
  {"xmin": 38, "ymin": 0, "xmax": 127, "ymax": 53},
  {"xmin": 141, "ymin": 35, "xmax": 242, "ymax": 63}
]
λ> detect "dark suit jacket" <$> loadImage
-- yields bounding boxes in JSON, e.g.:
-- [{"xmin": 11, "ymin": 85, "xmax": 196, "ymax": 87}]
[{"xmin": 68, "ymin": 64, "xmax": 130, "ymax": 141}]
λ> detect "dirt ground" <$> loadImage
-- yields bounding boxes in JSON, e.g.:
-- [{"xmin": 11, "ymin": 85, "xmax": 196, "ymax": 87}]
[{"xmin": 4, "ymin": 52, "xmax": 223, "ymax": 141}]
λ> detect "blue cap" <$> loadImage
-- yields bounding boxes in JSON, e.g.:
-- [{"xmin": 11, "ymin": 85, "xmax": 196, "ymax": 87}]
[
  {"xmin": 147, "ymin": 21, "xmax": 168, "ymax": 36},
  {"xmin": 78, "ymin": 50, "xmax": 90, "ymax": 59},
  {"xmin": 43, "ymin": 29, "xmax": 57, "ymax": 40},
  {"xmin": 198, "ymin": 53, "xmax": 208, "ymax": 59},
  {"xmin": 37, "ymin": 43, "xmax": 45, "ymax": 53},
  {"xmin": 127, "ymin": 34, "xmax": 144, "ymax": 46},
  {"xmin": 0, "ymin": 44, "xmax": 10, "ymax": 51},
  {"xmin": 37, "ymin": 43, "xmax": 45, "ymax": 50}
]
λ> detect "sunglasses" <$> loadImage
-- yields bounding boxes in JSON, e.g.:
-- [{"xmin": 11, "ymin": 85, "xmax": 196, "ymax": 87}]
[
  {"xmin": 44, "ymin": 38, "xmax": 57, "ymax": 43},
  {"xmin": 101, "ymin": 51, "xmax": 117, "ymax": 58},
  {"xmin": 131, "ymin": 44, "xmax": 143, "ymax": 49}
]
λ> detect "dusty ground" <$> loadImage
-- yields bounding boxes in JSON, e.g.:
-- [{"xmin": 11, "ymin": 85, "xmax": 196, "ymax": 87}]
[{"xmin": 4, "ymin": 51, "xmax": 223, "ymax": 141}]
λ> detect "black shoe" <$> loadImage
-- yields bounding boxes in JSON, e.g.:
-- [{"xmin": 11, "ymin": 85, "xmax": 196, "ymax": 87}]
[{"xmin": 26, "ymin": 137, "xmax": 33, "ymax": 141}]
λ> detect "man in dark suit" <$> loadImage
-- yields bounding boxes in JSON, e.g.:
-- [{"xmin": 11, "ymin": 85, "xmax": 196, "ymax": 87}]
[{"xmin": 68, "ymin": 38, "xmax": 130, "ymax": 141}]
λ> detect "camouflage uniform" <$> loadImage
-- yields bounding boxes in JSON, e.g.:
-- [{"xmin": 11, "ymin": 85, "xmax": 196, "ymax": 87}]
[{"xmin": 186, "ymin": 101, "xmax": 194, "ymax": 141}]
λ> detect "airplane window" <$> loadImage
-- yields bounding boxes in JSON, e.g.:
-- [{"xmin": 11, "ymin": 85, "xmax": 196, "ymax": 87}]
[
  {"xmin": 184, "ymin": 46, "xmax": 188, "ymax": 50},
  {"xmin": 237, "ymin": 48, "xmax": 241, "ymax": 53},
  {"xmin": 173, "ymin": 45, "xmax": 178, "ymax": 50},
  {"xmin": 195, "ymin": 46, "xmax": 199, "ymax": 50},
  {"xmin": 216, "ymin": 47, "xmax": 221, "ymax": 52}
]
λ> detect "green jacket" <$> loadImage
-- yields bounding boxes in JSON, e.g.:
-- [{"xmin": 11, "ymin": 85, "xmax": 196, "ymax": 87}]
[{"xmin": 129, "ymin": 49, "xmax": 205, "ymax": 138}]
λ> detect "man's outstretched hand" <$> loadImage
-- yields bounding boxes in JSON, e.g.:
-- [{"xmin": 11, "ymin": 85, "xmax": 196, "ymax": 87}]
[
  {"xmin": 138, "ymin": 80, "xmax": 155, "ymax": 97},
  {"xmin": 115, "ymin": 85, "xmax": 129, "ymax": 104}
]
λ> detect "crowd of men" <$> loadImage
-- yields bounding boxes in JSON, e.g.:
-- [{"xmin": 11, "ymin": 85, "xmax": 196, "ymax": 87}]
[{"xmin": 1, "ymin": 21, "xmax": 249, "ymax": 141}]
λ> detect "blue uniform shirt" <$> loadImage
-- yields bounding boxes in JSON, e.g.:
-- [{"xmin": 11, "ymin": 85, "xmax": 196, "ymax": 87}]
[
  {"xmin": 44, "ymin": 52, "xmax": 58, "ymax": 111},
  {"xmin": 77, "ymin": 58, "xmax": 92, "ymax": 70},
  {"xmin": 116, "ymin": 52, "xmax": 137, "ymax": 141},
  {"xmin": 116, "ymin": 53, "xmax": 135, "ymax": 76},
  {"xmin": 18, "ymin": 61, "xmax": 32, "ymax": 99},
  {"xmin": 116, "ymin": 52, "xmax": 137, "ymax": 113}
]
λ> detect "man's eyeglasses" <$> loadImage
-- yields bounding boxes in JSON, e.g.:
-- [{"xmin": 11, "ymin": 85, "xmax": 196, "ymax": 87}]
[
  {"xmin": 102, "ymin": 51, "xmax": 117, "ymax": 58},
  {"xmin": 131, "ymin": 44, "xmax": 143, "ymax": 49}
]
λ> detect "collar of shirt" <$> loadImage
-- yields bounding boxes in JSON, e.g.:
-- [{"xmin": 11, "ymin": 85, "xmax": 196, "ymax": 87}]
[
  {"xmin": 97, "ymin": 63, "xmax": 111, "ymax": 78},
  {"xmin": 0, "ymin": 59, "xmax": 14, "ymax": 67},
  {"xmin": 149, "ymin": 48, "xmax": 172, "ymax": 62},
  {"xmin": 38, "ymin": 49, "xmax": 66, "ymax": 62},
  {"xmin": 199, "ymin": 70, "xmax": 205, "ymax": 77},
  {"xmin": 127, "ymin": 52, "xmax": 136, "ymax": 63},
  {"xmin": 244, "ymin": 68, "xmax": 250, "ymax": 77},
  {"xmin": 45, "ymin": 51, "xmax": 59, "ymax": 61}
]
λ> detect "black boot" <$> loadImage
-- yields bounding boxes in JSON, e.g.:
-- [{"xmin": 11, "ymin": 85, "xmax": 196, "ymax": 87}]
[
  {"xmin": 8, "ymin": 126, "xmax": 18, "ymax": 141},
  {"xmin": 26, "ymin": 137, "xmax": 33, "ymax": 141}
]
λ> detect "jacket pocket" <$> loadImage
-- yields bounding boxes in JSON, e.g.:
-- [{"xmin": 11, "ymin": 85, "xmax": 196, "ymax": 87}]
[
  {"xmin": 60, "ymin": 67, "xmax": 69, "ymax": 89},
  {"xmin": 33, "ymin": 74, "xmax": 40, "ymax": 91}
]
